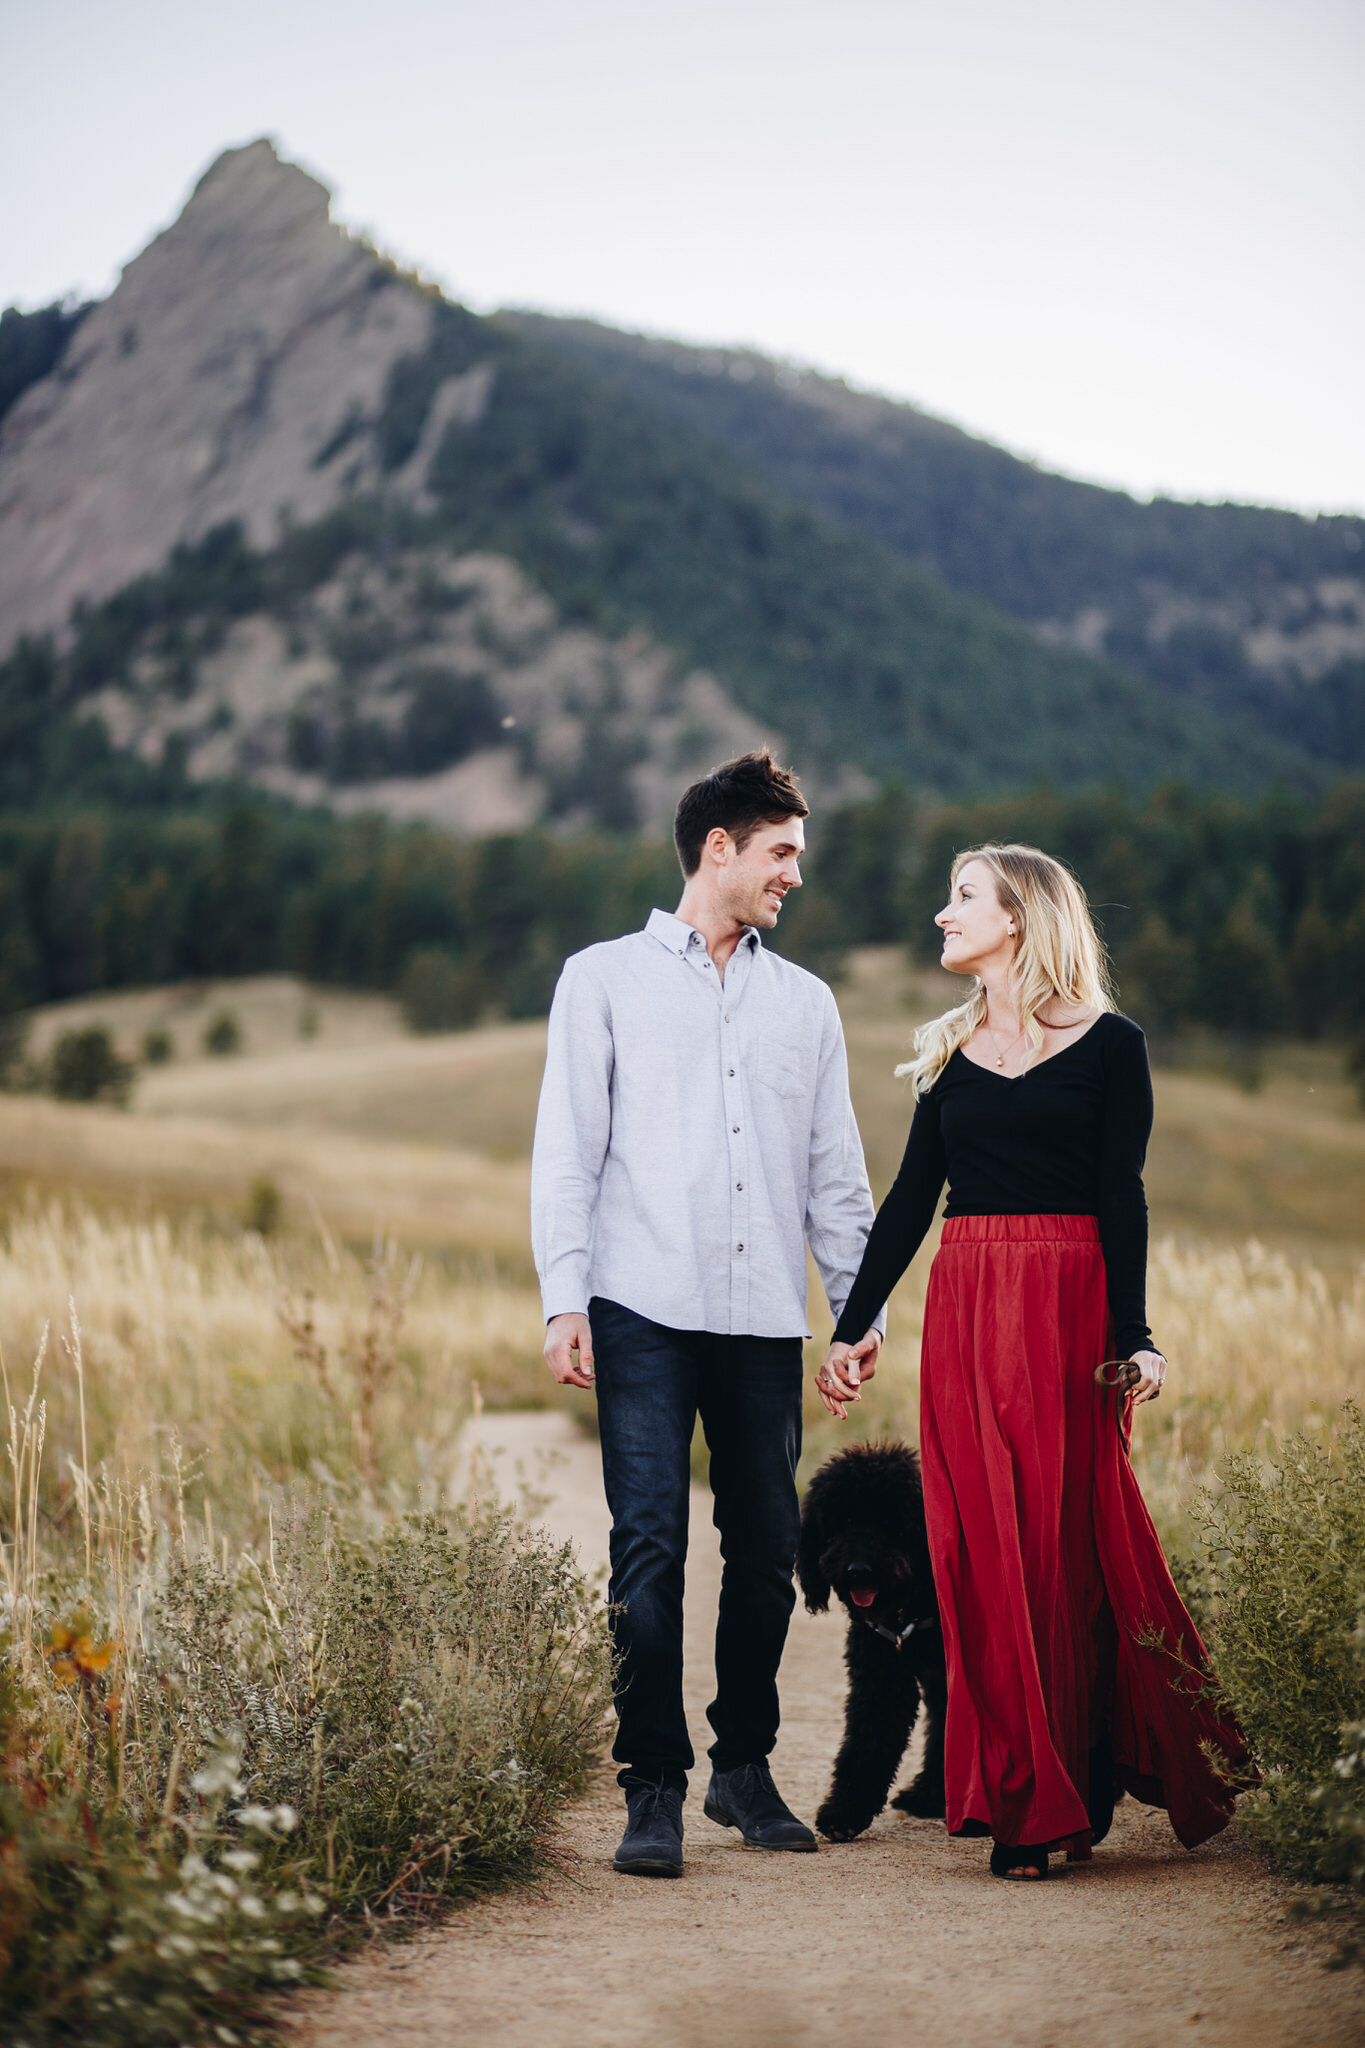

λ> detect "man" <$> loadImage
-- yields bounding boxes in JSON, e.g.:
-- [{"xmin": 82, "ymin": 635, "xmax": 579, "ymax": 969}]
[{"xmin": 531, "ymin": 750, "xmax": 883, "ymax": 1878}]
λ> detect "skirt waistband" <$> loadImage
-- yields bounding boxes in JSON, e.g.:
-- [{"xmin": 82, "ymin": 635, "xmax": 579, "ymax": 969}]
[{"xmin": 939, "ymin": 1213, "xmax": 1100, "ymax": 1245}]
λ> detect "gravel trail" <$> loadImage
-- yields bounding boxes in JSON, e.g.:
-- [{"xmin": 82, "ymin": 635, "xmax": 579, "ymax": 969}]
[{"xmin": 289, "ymin": 1411, "xmax": 1365, "ymax": 2048}]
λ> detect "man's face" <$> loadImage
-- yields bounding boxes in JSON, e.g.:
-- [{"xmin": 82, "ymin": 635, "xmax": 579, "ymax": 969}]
[{"xmin": 718, "ymin": 816, "xmax": 805, "ymax": 929}]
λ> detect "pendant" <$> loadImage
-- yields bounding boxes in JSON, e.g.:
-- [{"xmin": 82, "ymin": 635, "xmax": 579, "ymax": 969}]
[{"xmin": 996, "ymin": 1056, "xmax": 1004, "ymax": 1068}]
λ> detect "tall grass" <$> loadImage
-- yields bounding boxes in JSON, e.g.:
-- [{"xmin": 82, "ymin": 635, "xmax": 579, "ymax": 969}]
[
  {"xmin": 0, "ymin": 1209, "xmax": 612, "ymax": 2046},
  {"xmin": 4, "ymin": 1188, "xmax": 1364, "ymax": 2028},
  {"xmin": 1139, "ymin": 1237, "xmax": 1365, "ymax": 1509},
  {"xmin": 0, "ymin": 1197, "xmax": 548, "ymax": 1519}
]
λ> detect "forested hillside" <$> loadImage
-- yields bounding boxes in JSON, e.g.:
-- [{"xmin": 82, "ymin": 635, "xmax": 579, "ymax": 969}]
[
  {"xmin": 2, "ymin": 139, "xmax": 1361, "ymax": 1066},
  {"xmin": 0, "ymin": 303, "xmax": 1323, "ymax": 820},
  {"xmin": 3, "ymin": 780, "xmax": 1362, "ymax": 1057},
  {"xmin": 358, "ymin": 302, "xmax": 1318, "ymax": 797},
  {"xmin": 0, "ymin": 143, "xmax": 1332, "ymax": 817},
  {"xmin": 512, "ymin": 316, "xmax": 1365, "ymax": 768}
]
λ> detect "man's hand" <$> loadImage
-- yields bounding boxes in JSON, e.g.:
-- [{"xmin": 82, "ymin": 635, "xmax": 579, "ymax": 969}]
[
  {"xmin": 545, "ymin": 1312, "xmax": 595, "ymax": 1389},
  {"xmin": 814, "ymin": 1330, "xmax": 882, "ymax": 1420}
]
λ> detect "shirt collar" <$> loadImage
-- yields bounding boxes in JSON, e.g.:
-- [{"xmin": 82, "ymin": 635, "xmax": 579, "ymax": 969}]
[{"xmin": 644, "ymin": 909, "xmax": 762, "ymax": 959}]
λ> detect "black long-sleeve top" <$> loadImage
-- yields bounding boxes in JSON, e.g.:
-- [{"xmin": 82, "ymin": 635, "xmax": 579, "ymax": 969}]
[{"xmin": 833, "ymin": 1011, "xmax": 1156, "ymax": 1358}]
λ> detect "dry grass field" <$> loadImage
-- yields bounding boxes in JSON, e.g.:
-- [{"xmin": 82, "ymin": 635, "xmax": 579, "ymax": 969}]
[
  {"xmin": 4, "ymin": 948, "xmax": 1363, "ymax": 1540},
  {"xmin": 6, "ymin": 952, "xmax": 1363, "ymax": 2045},
  {"xmin": 14, "ymin": 950, "xmax": 1365, "ymax": 1246}
]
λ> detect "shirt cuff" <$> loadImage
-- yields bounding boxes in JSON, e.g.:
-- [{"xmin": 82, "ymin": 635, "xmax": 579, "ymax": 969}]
[{"xmin": 540, "ymin": 1280, "xmax": 591, "ymax": 1323}]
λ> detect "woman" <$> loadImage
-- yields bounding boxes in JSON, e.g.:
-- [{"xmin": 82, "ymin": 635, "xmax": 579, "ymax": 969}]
[{"xmin": 819, "ymin": 844, "xmax": 1247, "ymax": 1880}]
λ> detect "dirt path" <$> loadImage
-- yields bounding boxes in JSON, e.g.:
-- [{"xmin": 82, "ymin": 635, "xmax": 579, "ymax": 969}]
[{"xmin": 290, "ymin": 1412, "xmax": 1365, "ymax": 2048}]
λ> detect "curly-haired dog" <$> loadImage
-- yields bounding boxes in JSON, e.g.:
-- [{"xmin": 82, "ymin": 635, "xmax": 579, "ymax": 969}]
[{"xmin": 798, "ymin": 1440, "xmax": 947, "ymax": 1842}]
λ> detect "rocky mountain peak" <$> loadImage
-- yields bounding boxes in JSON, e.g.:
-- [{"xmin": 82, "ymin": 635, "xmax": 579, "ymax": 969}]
[
  {"xmin": 186, "ymin": 138, "xmax": 331, "ymax": 239},
  {"xmin": 0, "ymin": 139, "xmax": 432, "ymax": 648}
]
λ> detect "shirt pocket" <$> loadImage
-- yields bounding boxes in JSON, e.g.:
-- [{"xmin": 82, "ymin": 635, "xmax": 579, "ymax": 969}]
[{"xmin": 751, "ymin": 1051, "xmax": 809, "ymax": 1101}]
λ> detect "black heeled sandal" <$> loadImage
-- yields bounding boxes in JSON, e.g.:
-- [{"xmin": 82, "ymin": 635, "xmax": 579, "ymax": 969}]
[{"xmin": 989, "ymin": 1839, "xmax": 1050, "ymax": 1881}]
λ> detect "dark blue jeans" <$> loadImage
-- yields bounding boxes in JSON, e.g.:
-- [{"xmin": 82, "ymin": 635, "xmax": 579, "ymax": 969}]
[{"xmin": 589, "ymin": 1296, "xmax": 804, "ymax": 1789}]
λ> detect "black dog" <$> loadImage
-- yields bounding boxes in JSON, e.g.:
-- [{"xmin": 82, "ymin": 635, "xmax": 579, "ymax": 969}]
[{"xmin": 798, "ymin": 1440, "xmax": 947, "ymax": 1842}]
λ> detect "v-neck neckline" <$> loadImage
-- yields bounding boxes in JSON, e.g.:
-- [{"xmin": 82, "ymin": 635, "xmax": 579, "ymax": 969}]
[{"xmin": 955, "ymin": 1014, "xmax": 1105, "ymax": 1082}]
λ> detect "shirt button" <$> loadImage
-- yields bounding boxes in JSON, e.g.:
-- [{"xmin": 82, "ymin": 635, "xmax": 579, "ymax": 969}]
[
  {"xmin": 736, "ymin": 1243, "xmax": 744, "ymax": 1252},
  {"xmin": 727, "ymin": 1068, "xmax": 735, "ymax": 1077},
  {"xmin": 732, "ymin": 1125, "xmax": 740, "ymax": 1133},
  {"xmin": 736, "ymin": 1181, "xmax": 743, "ymax": 1190}
]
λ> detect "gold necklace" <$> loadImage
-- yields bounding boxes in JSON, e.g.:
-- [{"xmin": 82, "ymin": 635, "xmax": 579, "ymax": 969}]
[{"xmin": 983, "ymin": 1018, "xmax": 1026, "ymax": 1069}]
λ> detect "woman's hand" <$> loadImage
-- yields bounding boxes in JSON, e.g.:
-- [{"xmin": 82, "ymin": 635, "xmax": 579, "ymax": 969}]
[
  {"xmin": 1127, "ymin": 1349, "xmax": 1167, "ymax": 1407},
  {"xmin": 815, "ymin": 1332, "xmax": 882, "ymax": 1420}
]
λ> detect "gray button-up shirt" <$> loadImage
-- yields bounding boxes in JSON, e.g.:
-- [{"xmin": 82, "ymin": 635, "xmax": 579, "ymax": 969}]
[{"xmin": 531, "ymin": 908, "xmax": 883, "ymax": 1338}]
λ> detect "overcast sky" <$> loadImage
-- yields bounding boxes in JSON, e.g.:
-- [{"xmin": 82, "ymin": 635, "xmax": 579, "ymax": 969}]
[{"xmin": 3, "ymin": 0, "xmax": 1361, "ymax": 514}]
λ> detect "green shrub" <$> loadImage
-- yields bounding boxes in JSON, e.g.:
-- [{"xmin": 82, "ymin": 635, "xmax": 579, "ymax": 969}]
[
  {"xmin": 0, "ymin": 1013, "xmax": 27, "ymax": 1088},
  {"xmin": 141, "ymin": 1025, "xmax": 173, "ymax": 1064},
  {"xmin": 399, "ymin": 947, "xmax": 485, "ymax": 1032},
  {"xmin": 202, "ymin": 1008, "xmax": 242, "ymax": 1056},
  {"xmin": 1191, "ymin": 1407, "xmax": 1365, "ymax": 1930},
  {"xmin": 151, "ymin": 1505, "xmax": 612, "ymax": 1918},
  {"xmin": 49, "ymin": 1026, "xmax": 132, "ymax": 1105},
  {"xmin": 1347, "ymin": 1034, "xmax": 1365, "ymax": 1110},
  {"xmin": 395, "ymin": 666, "xmax": 500, "ymax": 773},
  {"xmin": 244, "ymin": 1174, "xmax": 281, "ymax": 1236},
  {"xmin": 0, "ymin": 1670, "xmax": 322, "ymax": 2048},
  {"xmin": 2, "ymin": 1497, "xmax": 612, "ymax": 2041}
]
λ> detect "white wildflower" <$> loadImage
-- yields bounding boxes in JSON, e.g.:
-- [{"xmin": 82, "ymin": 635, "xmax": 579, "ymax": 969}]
[
  {"xmin": 157, "ymin": 1932, "xmax": 200, "ymax": 1957},
  {"xmin": 234, "ymin": 1800, "xmax": 297, "ymax": 1835},
  {"xmin": 191, "ymin": 1750, "xmax": 245, "ymax": 1801}
]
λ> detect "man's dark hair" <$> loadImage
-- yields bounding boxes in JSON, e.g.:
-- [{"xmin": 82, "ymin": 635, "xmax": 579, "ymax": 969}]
[{"xmin": 673, "ymin": 750, "xmax": 809, "ymax": 877}]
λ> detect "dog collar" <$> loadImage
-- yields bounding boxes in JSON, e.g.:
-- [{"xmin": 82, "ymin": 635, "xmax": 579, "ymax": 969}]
[{"xmin": 860, "ymin": 1612, "xmax": 938, "ymax": 1650}]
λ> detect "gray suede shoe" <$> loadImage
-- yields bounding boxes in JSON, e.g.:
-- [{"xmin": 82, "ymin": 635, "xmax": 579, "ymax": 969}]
[
  {"xmin": 703, "ymin": 1762, "xmax": 817, "ymax": 1851},
  {"xmin": 613, "ymin": 1780, "xmax": 685, "ymax": 1877}
]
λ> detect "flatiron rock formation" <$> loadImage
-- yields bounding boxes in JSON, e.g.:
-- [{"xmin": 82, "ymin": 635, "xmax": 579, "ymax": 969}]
[
  {"xmin": 0, "ymin": 141, "xmax": 794, "ymax": 831},
  {"xmin": 0, "ymin": 141, "xmax": 432, "ymax": 646}
]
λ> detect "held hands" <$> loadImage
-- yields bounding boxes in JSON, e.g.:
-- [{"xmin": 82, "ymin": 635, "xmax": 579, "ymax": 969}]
[
  {"xmin": 815, "ymin": 1330, "xmax": 882, "ymax": 1421},
  {"xmin": 544, "ymin": 1312, "xmax": 595, "ymax": 1389}
]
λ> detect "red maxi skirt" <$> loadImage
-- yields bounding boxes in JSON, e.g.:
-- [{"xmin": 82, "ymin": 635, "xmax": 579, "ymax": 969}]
[{"xmin": 920, "ymin": 1213, "xmax": 1248, "ymax": 1855}]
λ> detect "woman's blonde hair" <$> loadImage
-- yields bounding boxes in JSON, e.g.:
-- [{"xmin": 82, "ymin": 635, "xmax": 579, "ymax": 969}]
[{"xmin": 899, "ymin": 843, "xmax": 1116, "ymax": 1098}]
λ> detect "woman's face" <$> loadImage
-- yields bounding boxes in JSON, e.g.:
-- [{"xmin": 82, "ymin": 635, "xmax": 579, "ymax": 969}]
[{"xmin": 935, "ymin": 859, "xmax": 1017, "ymax": 976}]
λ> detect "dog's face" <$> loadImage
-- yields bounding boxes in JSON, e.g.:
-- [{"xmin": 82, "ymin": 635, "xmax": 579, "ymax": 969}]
[
  {"xmin": 816, "ymin": 1524, "xmax": 922, "ymax": 1631},
  {"xmin": 802, "ymin": 1441, "xmax": 941, "ymax": 1630},
  {"xmin": 797, "ymin": 1441, "xmax": 934, "ymax": 1630}
]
